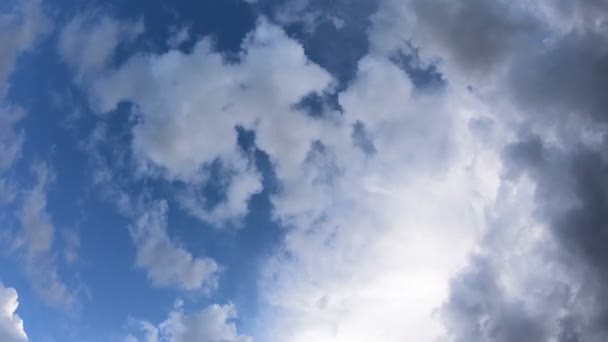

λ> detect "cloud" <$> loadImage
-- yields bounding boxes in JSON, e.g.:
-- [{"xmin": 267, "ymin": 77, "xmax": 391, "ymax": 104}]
[
  {"xmin": 84, "ymin": 12, "xmax": 500, "ymax": 341},
  {"xmin": 490, "ymin": 134, "xmax": 608, "ymax": 341},
  {"xmin": 253, "ymin": 54, "xmax": 501, "ymax": 341},
  {"xmin": 68, "ymin": 1, "xmax": 608, "ymax": 341},
  {"xmin": 0, "ymin": 0, "xmax": 50, "ymax": 174},
  {"xmin": 0, "ymin": 0, "xmax": 73, "ymax": 313},
  {"xmin": 59, "ymin": 12, "xmax": 143, "ymax": 77},
  {"xmin": 174, "ymin": 153, "xmax": 262, "ymax": 225},
  {"xmin": 0, "ymin": 107, "xmax": 25, "ymax": 172},
  {"xmin": 268, "ymin": 0, "xmax": 377, "ymax": 81},
  {"xmin": 0, "ymin": 284, "xmax": 27, "ymax": 342},
  {"xmin": 365, "ymin": 0, "xmax": 608, "ymax": 341},
  {"xmin": 372, "ymin": 0, "xmax": 608, "ymax": 126},
  {"xmin": 131, "ymin": 301, "xmax": 251, "ymax": 342},
  {"xmin": 411, "ymin": 0, "xmax": 539, "ymax": 76},
  {"xmin": 0, "ymin": 0, "xmax": 50, "ymax": 94},
  {"xmin": 76, "ymin": 117, "xmax": 221, "ymax": 292},
  {"xmin": 88, "ymin": 19, "xmax": 331, "ymax": 224},
  {"xmin": 16, "ymin": 163, "xmax": 75, "ymax": 308},
  {"xmin": 442, "ymin": 254, "xmax": 549, "ymax": 342},
  {"xmin": 232, "ymin": 1, "xmax": 608, "ymax": 340},
  {"xmin": 61, "ymin": 228, "xmax": 80, "ymax": 265},
  {"xmin": 130, "ymin": 200, "xmax": 219, "ymax": 291},
  {"xmin": 506, "ymin": 28, "xmax": 608, "ymax": 124}
]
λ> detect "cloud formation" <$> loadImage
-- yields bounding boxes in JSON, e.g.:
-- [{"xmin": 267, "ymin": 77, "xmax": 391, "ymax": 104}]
[
  {"xmin": 0, "ymin": 0, "xmax": 50, "ymax": 187},
  {"xmin": 0, "ymin": 107, "xmax": 25, "ymax": 172},
  {"xmin": 59, "ymin": 12, "xmax": 143, "ymax": 77},
  {"xmin": 16, "ymin": 163, "xmax": 75, "ymax": 308},
  {"xmin": 89, "ymin": 19, "xmax": 331, "ymax": 225},
  {"xmin": 29, "ymin": 0, "xmax": 608, "ymax": 340},
  {"xmin": 253, "ymin": 55, "xmax": 499, "ymax": 341},
  {"xmin": 83, "ymin": 11, "xmax": 498, "ymax": 342},
  {"xmin": 0, "ymin": 0, "xmax": 50, "ymax": 94},
  {"xmin": 130, "ymin": 200, "xmax": 219, "ymax": 291},
  {"xmin": 130, "ymin": 301, "xmax": 251, "ymax": 342},
  {"xmin": 0, "ymin": 284, "xmax": 27, "ymax": 342},
  {"xmin": 369, "ymin": 0, "xmax": 608, "ymax": 341}
]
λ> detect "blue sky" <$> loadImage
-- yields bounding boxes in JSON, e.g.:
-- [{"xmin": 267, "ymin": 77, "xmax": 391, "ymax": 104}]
[{"xmin": 2, "ymin": 0, "xmax": 608, "ymax": 341}]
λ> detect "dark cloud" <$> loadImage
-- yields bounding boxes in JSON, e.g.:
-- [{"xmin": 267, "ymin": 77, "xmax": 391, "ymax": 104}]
[
  {"xmin": 508, "ymin": 29, "xmax": 608, "ymax": 123},
  {"xmin": 503, "ymin": 136, "xmax": 608, "ymax": 340},
  {"xmin": 442, "ymin": 256, "xmax": 547, "ymax": 342},
  {"xmin": 417, "ymin": 0, "xmax": 608, "ymax": 340},
  {"xmin": 410, "ymin": 0, "xmax": 540, "ymax": 76}
]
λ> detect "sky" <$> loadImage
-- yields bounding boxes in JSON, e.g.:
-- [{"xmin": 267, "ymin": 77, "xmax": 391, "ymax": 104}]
[{"xmin": 1, "ymin": 0, "xmax": 608, "ymax": 341}]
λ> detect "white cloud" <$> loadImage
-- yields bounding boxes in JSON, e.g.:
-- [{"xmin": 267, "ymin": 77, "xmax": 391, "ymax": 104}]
[
  {"xmin": 167, "ymin": 26, "xmax": 190, "ymax": 48},
  {"xmin": 83, "ymin": 14, "xmax": 504, "ymax": 341},
  {"xmin": 0, "ymin": 0, "xmax": 72, "ymax": 314},
  {"xmin": 124, "ymin": 334, "xmax": 139, "ymax": 342},
  {"xmin": 59, "ymin": 12, "xmax": 143, "ymax": 77},
  {"xmin": 131, "ymin": 301, "xmax": 251, "ymax": 342},
  {"xmin": 77, "ymin": 116, "xmax": 221, "ymax": 292},
  {"xmin": 0, "ymin": 178, "xmax": 17, "ymax": 204},
  {"xmin": 61, "ymin": 228, "xmax": 80, "ymax": 265},
  {"xmin": 89, "ymin": 19, "xmax": 331, "ymax": 224},
  {"xmin": 129, "ymin": 200, "xmax": 219, "ymax": 291},
  {"xmin": 0, "ymin": 107, "xmax": 25, "ymax": 172},
  {"xmin": 364, "ymin": 1, "xmax": 608, "ymax": 341},
  {"xmin": 16, "ymin": 163, "xmax": 74, "ymax": 308},
  {"xmin": 254, "ymin": 55, "xmax": 502, "ymax": 341},
  {"xmin": 0, "ymin": 0, "xmax": 50, "ymax": 174},
  {"xmin": 49, "ymin": 0, "xmax": 608, "ymax": 341},
  {"xmin": 0, "ymin": 284, "xmax": 27, "ymax": 342},
  {"xmin": 77, "ymin": 3, "xmax": 607, "ymax": 340},
  {"xmin": 0, "ymin": 0, "xmax": 50, "ymax": 94},
  {"xmin": 175, "ymin": 151, "xmax": 262, "ymax": 225}
]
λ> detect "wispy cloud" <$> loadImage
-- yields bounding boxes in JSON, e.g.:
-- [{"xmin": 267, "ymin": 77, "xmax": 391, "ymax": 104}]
[{"xmin": 16, "ymin": 163, "xmax": 75, "ymax": 308}]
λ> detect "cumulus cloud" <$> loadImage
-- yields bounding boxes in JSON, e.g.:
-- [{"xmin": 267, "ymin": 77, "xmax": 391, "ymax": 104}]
[
  {"xmin": 67, "ymin": 0, "xmax": 608, "ymax": 341},
  {"xmin": 83, "ymin": 11, "xmax": 500, "ymax": 341},
  {"xmin": 240, "ymin": 1, "xmax": 608, "ymax": 340},
  {"xmin": 365, "ymin": 0, "xmax": 608, "ymax": 341},
  {"xmin": 0, "ymin": 284, "xmax": 27, "ymax": 342},
  {"xmin": 129, "ymin": 200, "xmax": 219, "ymax": 291},
  {"xmin": 412, "ymin": 0, "xmax": 538, "ymax": 76},
  {"xmin": 253, "ymin": 54, "xmax": 502, "ymax": 341},
  {"xmin": 75, "ymin": 111, "xmax": 221, "ymax": 292},
  {"xmin": 485, "ymin": 134, "xmax": 608, "ymax": 341},
  {"xmin": 88, "ymin": 19, "xmax": 331, "ymax": 224},
  {"xmin": 130, "ymin": 301, "xmax": 251, "ymax": 342}
]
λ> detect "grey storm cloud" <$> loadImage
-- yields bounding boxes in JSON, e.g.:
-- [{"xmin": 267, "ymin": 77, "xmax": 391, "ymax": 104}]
[
  {"xmin": 409, "ymin": 0, "xmax": 540, "ymax": 76},
  {"xmin": 399, "ymin": 0, "xmax": 608, "ymax": 341},
  {"xmin": 442, "ymin": 256, "xmax": 546, "ymax": 342},
  {"xmin": 502, "ymin": 136, "xmax": 608, "ymax": 341},
  {"xmin": 507, "ymin": 29, "xmax": 608, "ymax": 123}
]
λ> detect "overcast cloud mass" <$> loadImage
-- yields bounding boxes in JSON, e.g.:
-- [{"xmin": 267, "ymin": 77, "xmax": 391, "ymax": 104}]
[{"xmin": 0, "ymin": 0, "xmax": 607, "ymax": 341}]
